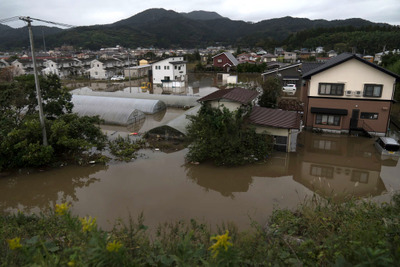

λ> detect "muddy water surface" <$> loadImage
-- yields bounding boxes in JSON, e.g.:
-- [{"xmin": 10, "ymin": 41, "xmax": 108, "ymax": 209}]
[{"xmin": 1, "ymin": 131, "xmax": 399, "ymax": 231}]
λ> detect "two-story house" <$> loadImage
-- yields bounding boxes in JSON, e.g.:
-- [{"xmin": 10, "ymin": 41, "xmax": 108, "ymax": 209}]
[
  {"xmin": 42, "ymin": 59, "xmax": 84, "ymax": 78},
  {"xmin": 212, "ymin": 52, "xmax": 239, "ymax": 71},
  {"xmin": 152, "ymin": 57, "xmax": 187, "ymax": 85},
  {"xmin": 86, "ymin": 58, "xmax": 123, "ymax": 79},
  {"xmin": 301, "ymin": 53, "xmax": 400, "ymax": 136},
  {"xmin": 283, "ymin": 51, "xmax": 297, "ymax": 63}
]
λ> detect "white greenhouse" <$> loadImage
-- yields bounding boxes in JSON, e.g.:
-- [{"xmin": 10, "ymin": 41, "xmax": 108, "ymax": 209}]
[{"xmin": 71, "ymin": 95, "xmax": 166, "ymax": 126}]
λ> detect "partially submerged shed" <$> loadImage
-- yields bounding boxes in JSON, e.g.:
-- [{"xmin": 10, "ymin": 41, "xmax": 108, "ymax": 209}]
[{"xmin": 248, "ymin": 106, "xmax": 302, "ymax": 152}]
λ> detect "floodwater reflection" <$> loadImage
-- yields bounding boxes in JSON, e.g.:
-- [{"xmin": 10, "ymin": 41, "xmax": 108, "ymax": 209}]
[
  {"xmin": 0, "ymin": 132, "xmax": 399, "ymax": 231},
  {"xmin": 290, "ymin": 132, "xmax": 390, "ymax": 201},
  {"xmin": 0, "ymin": 165, "xmax": 107, "ymax": 214}
]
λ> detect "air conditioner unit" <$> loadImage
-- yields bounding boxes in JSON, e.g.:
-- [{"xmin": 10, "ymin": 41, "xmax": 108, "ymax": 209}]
[
  {"xmin": 355, "ymin": 90, "xmax": 362, "ymax": 96},
  {"xmin": 345, "ymin": 90, "xmax": 353, "ymax": 96}
]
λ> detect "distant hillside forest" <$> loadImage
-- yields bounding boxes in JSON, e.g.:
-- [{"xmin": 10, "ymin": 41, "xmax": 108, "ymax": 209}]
[{"xmin": 0, "ymin": 9, "xmax": 399, "ymax": 54}]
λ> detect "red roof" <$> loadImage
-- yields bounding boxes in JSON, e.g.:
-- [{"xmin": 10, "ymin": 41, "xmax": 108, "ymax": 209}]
[
  {"xmin": 248, "ymin": 106, "xmax": 301, "ymax": 129},
  {"xmin": 198, "ymin": 87, "xmax": 258, "ymax": 104}
]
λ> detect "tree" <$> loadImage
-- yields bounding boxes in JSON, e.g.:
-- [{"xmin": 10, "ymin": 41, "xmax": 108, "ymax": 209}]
[
  {"xmin": 258, "ymin": 77, "xmax": 282, "ymax": 108},
  {"xmin": 185, "ymin": 105, "xmax": 272, "ymax": 166},
  {"xmin": 0, "ymin": 74, "xmax": 106, "ymax": 171}
]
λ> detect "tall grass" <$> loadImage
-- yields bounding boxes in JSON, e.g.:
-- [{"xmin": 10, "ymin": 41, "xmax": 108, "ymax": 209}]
[{"xmin": 1, "ymin": 193, "xmax": 400, "ymax": 266}]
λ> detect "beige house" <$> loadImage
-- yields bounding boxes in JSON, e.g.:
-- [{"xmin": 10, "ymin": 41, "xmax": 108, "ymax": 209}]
[{"xmin": 302, "ymin": 53, "xmax": 400, "ymax": 136}]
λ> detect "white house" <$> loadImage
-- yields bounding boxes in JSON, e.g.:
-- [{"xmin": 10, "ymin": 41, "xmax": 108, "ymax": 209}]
[
  {"xmin": 152, "ymin": 57, "xmax": 187, "ymax": 85},
  {"xmin": 42, "ymin": 60, "xmax": 60, "ymax": 77},
  {"xmin": 86, "ymin": 59, "xmax": 123, "ymax": 80}
]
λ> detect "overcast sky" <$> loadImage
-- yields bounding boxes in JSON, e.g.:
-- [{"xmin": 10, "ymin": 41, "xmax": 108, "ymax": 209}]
[{"xmin": 2, "ymin": 0, "xmax": 400, "ymax": 28}]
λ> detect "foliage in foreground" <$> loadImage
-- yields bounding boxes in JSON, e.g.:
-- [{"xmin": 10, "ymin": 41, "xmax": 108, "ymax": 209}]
[
  {"xmin": 1, "ymin": 194, "xmax": 400, "ymax": 266},
  {"xmin": 185, "ymin": 104, "xmax": 272, "ymax": 166}
]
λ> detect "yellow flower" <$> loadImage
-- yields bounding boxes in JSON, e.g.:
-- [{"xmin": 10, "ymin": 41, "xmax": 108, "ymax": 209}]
[
  {"xmin": 55, "ymin": 203, "xmax": 70, "ymax": 216},
  {"xmin": 106, "ymin": 240, "xmax": 123, "ymax": 252},
  {"xmin": 80, "ymin": 216, "xmax": 97, "ymax": 232},
  {"xmin": 67, "ymin": 260, "xmax": 75, "ymax": 267},
  {"xmin": 209, "ymin": 230, "xmax": 233, "ymax": 258},
  {"xmin": 7, "ymin": 237, "xmax": 22, "ymax": 250}
]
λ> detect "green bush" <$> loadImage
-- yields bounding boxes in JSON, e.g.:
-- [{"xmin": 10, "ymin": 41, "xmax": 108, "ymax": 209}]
[{"xmin": 185, "ymin": 104, "xmax": 272, "ymax": 166}]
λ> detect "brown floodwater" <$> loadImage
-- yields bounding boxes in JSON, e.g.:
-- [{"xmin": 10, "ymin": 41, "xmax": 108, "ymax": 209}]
[
  {"xmin": 1, "ymin": 130, "xmax": 399, "ymax": 231},
  {"xmin": 2, "ymin": 74, "xmax": 399, "ymax": 230}
]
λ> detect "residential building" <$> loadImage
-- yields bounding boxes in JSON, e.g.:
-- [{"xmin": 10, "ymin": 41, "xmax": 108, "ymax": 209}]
[
  {"xmin": 261, "ymin": 63, "xmax": 302, "ymax": 88},
  {"xmin": 283, "ymin": 51, "xmax": 297, "ymax": 63},
  {"xmin": 42, "ymin": 59, "xmax": 83, "ymax": 78},
  {"xmin": 212, "ymin": 52, "xmax": 239, "ymax": 71},
  {"xmin": 301, "ymin": 53, "xmax": 400, "ymax": 136},
  {"xmin": 316, "ymin": 47, "xmax": 324, "ymax": 54},
  {"xmin": 248, "ymin": 106, "xmax": 301, "ymax": 152},
  {"xmin": 237, "ymin": 53, "xmax": 255, "ymax": 64},
  {"xmin": 152, "ymin": 57, "xmax": 187, "ymax": 85},
  {"xmin": 124, "ymin": 64, "xmax": 151, "ymax": 79},
  {"xmin": 197, "ymin": 87, "xmax": 258, "ymax": 111},
  {"xmin": 260, "ymin": 54, "xmax": 277, "ymax": 63}
]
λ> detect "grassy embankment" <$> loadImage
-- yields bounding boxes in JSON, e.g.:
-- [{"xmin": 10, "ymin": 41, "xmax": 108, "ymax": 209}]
[{"xmin": 2, "ymin": 194, "xmax": 400, "ymax": 266}]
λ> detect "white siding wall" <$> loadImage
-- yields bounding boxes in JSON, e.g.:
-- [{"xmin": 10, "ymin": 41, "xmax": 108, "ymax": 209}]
[
  {"xmin": 152, "ymin": 57, "xmax": 185, "ymax": 84},
  {"xmin": 309, "ymin": 59, "xmax": 396, "ymax": 100},
  {"xmin": 210, "ymin": 101, "xmax": 241, "ymax": 111}
]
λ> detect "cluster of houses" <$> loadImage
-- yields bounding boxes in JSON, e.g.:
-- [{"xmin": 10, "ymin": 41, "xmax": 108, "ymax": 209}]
[
  {"xmin": 1, "ymin": 45, "xmax": 399, "ymax": 153},
  {"xmin": 211, "ymin": 47, "xmax": 400, "ymax": 71},
  {"xmin": 203, "ymin": 52, "xmax": 400, "ymax": 153}
]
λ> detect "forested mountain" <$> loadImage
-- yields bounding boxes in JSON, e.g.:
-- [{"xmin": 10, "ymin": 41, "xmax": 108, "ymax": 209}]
[{"xmin": 0, "ymin": 8, "xmax": 398, "ymax": 53}]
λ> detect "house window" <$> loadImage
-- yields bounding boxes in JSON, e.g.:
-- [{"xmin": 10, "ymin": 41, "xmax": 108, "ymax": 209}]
[
  {"xmin": 310, "ymin": 165, "xmax": 334, "ymax": 178},
  {"xmin": 351, "ymin": 170, "xmax": 369, "ymax": 183},
  {"xmin": 315, "ymin": 114, "xmax": 341, "ymax": 126},
  {"xmin": 318, "ymin": 83, "xmax": 344, "ymax": 96},
  {"xmin": 174, "ymin": 66, "xmax": 177, "ymax": 69},
  {"xmin": 313, "ymin": 139, "xmax": 338, "ymax": 151},
  {"xmin": 363, "ymin": 84, "xmax": 382, "ymax": 97},
  {"xmin": 360, "ymin": 112, "xmax": 379, "ymax": 119},
  {"xmin": 217, "ymin": 59, "xmax": 222, "ymax": 63}
]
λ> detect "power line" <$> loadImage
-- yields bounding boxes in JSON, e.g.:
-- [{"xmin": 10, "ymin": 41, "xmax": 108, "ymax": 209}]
[{"xmin": 0, "ymin": 16, "xmax": 75, "ymax": 146}]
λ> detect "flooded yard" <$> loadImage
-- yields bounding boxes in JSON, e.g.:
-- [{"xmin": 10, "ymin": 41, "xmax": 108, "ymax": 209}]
[
  {"xmin": 2, "ymin": 73, "xmax": 399, "ymax": 231},
  {"xmin": 1, "ymin": 130, "xmax": 399, "ymax": 231}
]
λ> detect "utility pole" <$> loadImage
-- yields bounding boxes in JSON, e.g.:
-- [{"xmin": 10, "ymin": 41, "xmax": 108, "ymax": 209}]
[
  {"xmin": 20, "ymin": 16, "xmax": 48, "ymax": 146},
  {"xmin": 128, "ymin": 52, "xmax": 132, "ymax": 93}
]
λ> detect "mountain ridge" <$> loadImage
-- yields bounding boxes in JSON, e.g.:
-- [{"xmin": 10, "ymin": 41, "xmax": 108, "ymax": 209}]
[{"xmin": 0, "ymin": 8, "xmax": 395, "ymax": 51}]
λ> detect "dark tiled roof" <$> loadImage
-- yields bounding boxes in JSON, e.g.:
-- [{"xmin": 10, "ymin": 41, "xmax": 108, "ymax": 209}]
[
  {"xmin": 302, "ymin": 53, "xmax": 400, "ymax": 81},
  {"xmin": 198, "ymin": 87, "xmax": 258, "ymax": 104},
  {"xmin": 301, "ymin": 62, "xmax": 325, "ymax": 75},
  {"xmin": 248, "ymin": 106, "xmax": 301, "ymax": 129}
]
